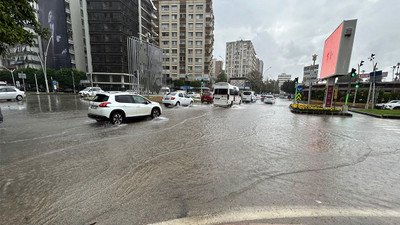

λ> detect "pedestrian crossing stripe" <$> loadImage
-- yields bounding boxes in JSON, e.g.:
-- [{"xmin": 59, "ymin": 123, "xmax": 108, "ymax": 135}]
[{"xmin": 296, "ymin": 93, "xmax": 302, "ymax": 101}]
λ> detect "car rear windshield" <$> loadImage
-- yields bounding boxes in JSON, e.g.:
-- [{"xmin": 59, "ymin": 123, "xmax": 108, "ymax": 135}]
[
  {"xmin": 214, "ymin": 89, "xmax": 228, "ymax": 95},
  {"xmin": 93, "ymin": 94, "xmax": 109, "ymax": 102},
  {"xmin": 168, "ymin": 92, "xmax": 177, "ymax": 96},
  {"xmin": 243, "ymin": 92, "xmax": 251, "ymax": 95}
]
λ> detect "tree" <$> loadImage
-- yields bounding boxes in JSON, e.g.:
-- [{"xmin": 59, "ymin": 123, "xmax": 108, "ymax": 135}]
[
  {"xmin": 190, "ymin": 80, "xmax": 201, "ymax": 87},
  {"xmin": 0, "ymin": 0, "xmax": 49, "ymax": 56},
  {"xmin": 215, "ymin": 70, "xmax": 227, "ymax": 83},
  {"xmin": 248, "ymin": 70, "xmax": 262, "ymax": 93},
  {"xmin": 280, "ymin": 80, "xmax": 296, "ymax": 94},
  {"xmin": 173, "ymin": 79, "xmax": 184, "ymax": 87}
]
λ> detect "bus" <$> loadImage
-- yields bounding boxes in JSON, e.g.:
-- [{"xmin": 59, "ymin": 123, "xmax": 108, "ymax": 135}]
[{"xmin": 213, "ymin": 82, "xmax": 241, "ymax": 107}]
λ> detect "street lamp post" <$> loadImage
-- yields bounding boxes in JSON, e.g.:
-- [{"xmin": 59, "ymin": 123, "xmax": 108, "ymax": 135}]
[
  {"xmin": 308, "ymin": 54, "xmax": 317, "ymax": 106},
  {"xmin": 37, "ymin": 35, "xmax": 53, "ymax": 93},
  {"xmin": 365, "ymin": 54, "xmax": 375, "ymax": 109},
  {"xmin": 0, "ymin": 66, "xmax": 16, "ymax": 86},
  {"xmin": 353, "ymin": 60, "xmax": 364, "ymax": 106}
]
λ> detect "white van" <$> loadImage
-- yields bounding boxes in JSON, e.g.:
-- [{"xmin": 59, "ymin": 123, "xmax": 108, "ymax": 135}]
[
  {"xmin": 242, "ymin": 91, "xmax": 256, "ymax": 103},
  {"xmin": 213, "ymin": 82, "xmax": 241, "ymax": 107},
  {"xmin": 0, "ymin": 81, "xmax": 7, "ymax": 87}
]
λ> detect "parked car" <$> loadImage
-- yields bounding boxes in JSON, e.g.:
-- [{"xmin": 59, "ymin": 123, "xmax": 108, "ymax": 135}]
[
  {"xmin": 187, "ymin": 92, "xmax": 201, "ymax": 98},
  {"xmin": 261, "ymin": 94, "xmax": 267, "ymax": 102},
  {"xmin": 88, "ymin": 92, "xmax": 162, "ymax": 125},
  {"xmin": 162, "ymin": 91, "xmax": 194, "ymax": 107},
  {"xmin": 0, "ymin": 86, "xmax": 25, "ymax": 101},
  {"xmin": 0, "ymin": 81, "xmax": 7, "ymax": 86},
  {"xmin": 242, "ymin": 91, "xmax": 256, "ymax": 103},
  {"xmin": 79, "ymin": 87, "xmax": 104, "ymax": 97},
  {"xmin": 384, "ymin": 100, "xmax": 400, "ymax": 110},
  {"xmin": 264, "ymin": 95, "xmax": 276, "ymax": 104},
  {"xmin": 201, "ymin": 92, "xmax": 213, "ymax": 103}
]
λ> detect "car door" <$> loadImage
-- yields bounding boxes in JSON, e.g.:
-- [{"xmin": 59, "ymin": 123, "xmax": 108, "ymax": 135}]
[
  {"xmin": 115, "ymin": 95, "xmax": 136, "ymax": 117},
  {"xmin": 5, "ymin": 88, "xmax": 16, "ymax": 99},
  {"xmin": 132, "ymin": 95, "xmax": 152, "ymax": 116},
  {"xmin": 178, "ymin": 92, "xmax": 185, "ymax": 105}
]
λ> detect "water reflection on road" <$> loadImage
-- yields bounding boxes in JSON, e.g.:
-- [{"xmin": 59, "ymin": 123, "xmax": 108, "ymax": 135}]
[{"xmin": 1, "ymin": 95, "xmax": 400, "ymax": 225}]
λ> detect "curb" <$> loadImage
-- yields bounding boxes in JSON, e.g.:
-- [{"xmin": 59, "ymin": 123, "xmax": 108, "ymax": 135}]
[{"xmin": 349, "ymin": 109, "xmax": 400, "ymax": 119}]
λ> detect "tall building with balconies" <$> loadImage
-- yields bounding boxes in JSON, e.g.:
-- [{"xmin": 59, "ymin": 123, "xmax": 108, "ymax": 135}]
[
  {"xmin": 225, "ymin": 40, "xmax": 257, "ymax": 80},
  {"xmin": 153, "ymin": 0, "xmax": 214, "ymax": 82}
]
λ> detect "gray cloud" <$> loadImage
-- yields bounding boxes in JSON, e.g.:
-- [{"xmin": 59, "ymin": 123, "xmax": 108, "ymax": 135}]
[{"xmin": 214, "ymin": 0, "xmax": 400, "ymax": 81}]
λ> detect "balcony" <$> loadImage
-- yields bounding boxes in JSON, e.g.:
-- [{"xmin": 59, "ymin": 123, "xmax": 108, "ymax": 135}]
[{"xmin": 180, "ymin": 8, "xmax": 186, "ymax": 13}]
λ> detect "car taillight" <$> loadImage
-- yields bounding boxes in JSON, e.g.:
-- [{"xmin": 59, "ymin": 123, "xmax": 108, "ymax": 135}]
[
  {"xmin": 171, "ymin": 97, "xmax": 175, "ymax": 100},
  {"xmin": 99, "ymin": 102, "xmax": 111, "ymax": 107},
  {"xmin": 162, "ymin": 96, "xmax": 164, "ymax": 100}
]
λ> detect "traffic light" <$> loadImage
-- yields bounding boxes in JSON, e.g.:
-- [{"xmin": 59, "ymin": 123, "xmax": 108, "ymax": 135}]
[
  {"xmin": 201, "ymin": 79, "xmax": 203, "ymax": 85},
  {"xmin": 355, "ymin": 81, "xmax": 360, "ymax": 88},
  {"xmin": 351, "ymin": 68, "xmax": 357, "ymax": 77},
  {"xmin": 294, "ymin": 77, "xmax": 298, "ymax": 84}
]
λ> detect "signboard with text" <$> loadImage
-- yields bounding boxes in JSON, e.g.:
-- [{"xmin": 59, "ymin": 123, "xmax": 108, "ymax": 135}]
[
  {"xmin": 325, "ymin": 86, "xmax": 334, "ymax": 107},
  {"xmin": 304, "ymin": 64, "xmax": 319, "ymax": 82}
]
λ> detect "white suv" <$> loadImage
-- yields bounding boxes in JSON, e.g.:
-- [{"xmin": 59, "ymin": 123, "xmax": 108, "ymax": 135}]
[
  {"xmin": 242, "ymin": 91, "xmax": 256, "ymax": 103},
  {"xmin": 384, "ymin": 100, "xmax": 400, "ymax": 110},
  {"xmin": 162, "ymin": 91, "xmax": 194, "ymax": 107},
  {"xmin": 79, "ymin": 87, "xmax": 104, "ymax": 97},
  {"xmin": 88, "ymin": 92, "xmax": 162, "ymax": 125}
]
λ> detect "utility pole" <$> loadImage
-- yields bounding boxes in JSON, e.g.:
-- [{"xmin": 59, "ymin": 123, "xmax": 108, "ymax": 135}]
[
  {"xmin": 37, "ymin": 35, "xmax": 54, "ymax": 93},
  {"xmin": 353, "ymin": 60, "xmax": 364, "ymax": 106},
  {"xmin": 365, "ymin": 54, "xmax": 375, "ymax": 109},
  {"xmin": 308, "ymin": 54, "xmax": 317, "ymax": 106},
  {"xmin": 71, "ymin": 71, "xmax": 76, "ymax": 93}
]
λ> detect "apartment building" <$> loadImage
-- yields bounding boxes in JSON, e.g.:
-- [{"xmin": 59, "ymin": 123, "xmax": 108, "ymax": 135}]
[
  {"xmin": 153, "ymin": 0, "xmax": 214, "ymax": 82},
  {"xmin": 225, "ymin": 40, "xmax": 257, "ymax": 80},
  {"xmin": 278, "ymin": 73, "xmax": 292, "ymax": 87}
]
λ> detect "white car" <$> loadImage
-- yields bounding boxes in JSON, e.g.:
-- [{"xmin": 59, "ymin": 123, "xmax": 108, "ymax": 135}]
[
  {"xmin": 264, "ymin": 95, "xmax": 276, "ymax": 104},
  {"xmin": 242, "ymin": 91, "xmax": 256, "ymax": 103},
  {"xmin": 384, "ymin": 100, "xmax": 400, "ymax": 110},
  {"xmin": 187, "ymin": 92, "xmax": 201, "ymax": 98},
  {"xmin": 0, "ymin": 86, "xmax": 25, "ymax": 101},
  {"xmin": 79, "ymin": 87, "xmax": 104, "ymax": 97},
  {"xmin": 162, "ymin": 91, "xmax": 194, "ymax": 107},
  {"xmin": 88, "ymin": 92, "xmax": 162, "ymax": 125}
]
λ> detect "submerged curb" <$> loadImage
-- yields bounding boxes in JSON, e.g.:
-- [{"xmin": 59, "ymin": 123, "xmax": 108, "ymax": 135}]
[{"xmin": 349, "ymin": 109, "xmax": 400, "ymax": 119}]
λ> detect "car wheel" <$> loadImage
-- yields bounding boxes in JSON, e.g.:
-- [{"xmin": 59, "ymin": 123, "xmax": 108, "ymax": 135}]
[
  {"xmin": 189, "ymin": 101, "xmax": 193, "ymax": 106},
  {"xmin": 16, "ymin": 95, "xmax": 23, "ymax": 101},
  {"xmin": 175, "ymin": 101, "xmax": 180, "ymax": 107},
  {"xmin": 110, "ymin": 111, "xmax": 124, "ymax": 125},
  {"xmin": 151, "ymin": 108, "xmax": 161, "ymax": 118},
  {"xmin": 394, "ymin": 106, "xmax": 400, "ymax": 110},
  {"xmin": 230, "ymin": 101, "xmax": 233, "ymax": 107},
  {"xmin": 239, "ymin": 100, "xmax": 242, "ymax": 105},
  {"xmin": 164, "ymin": 103, "xmax": 169, "ymax": 107}
]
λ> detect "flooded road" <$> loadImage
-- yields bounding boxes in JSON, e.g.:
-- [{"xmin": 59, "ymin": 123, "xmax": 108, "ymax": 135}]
[{"xmin": 1, "ymin": 95, "xmax": 400, "ymax": 225}]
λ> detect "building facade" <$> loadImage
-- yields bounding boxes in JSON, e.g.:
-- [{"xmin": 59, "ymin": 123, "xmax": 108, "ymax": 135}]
[
  {"xmin": 153, "ymin": 0, "xmax": 214, "ymax": 82},
  {"xmin": 86, "ymin": 0, "xmax": 158, "ymax": 90},
  {"xmin": 278, "ymin": 73, "xmax": 292, "ymax": 87},
  {"xmin": 225, "ymin": 40, "xmax": 257, "ymax": 80},
  {"xmin": 210, "ymin": 58, "xmax": 222, "ymax": 81}
]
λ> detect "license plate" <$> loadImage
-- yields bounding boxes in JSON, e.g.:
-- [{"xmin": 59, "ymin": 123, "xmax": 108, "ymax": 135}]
[
  {"xmin": 165, "ymin": 98, "xmax": 170, "ymax": 100},
  {"xmin": 91, "ymin": 105, "xmax": 98, "ymax": 109}
]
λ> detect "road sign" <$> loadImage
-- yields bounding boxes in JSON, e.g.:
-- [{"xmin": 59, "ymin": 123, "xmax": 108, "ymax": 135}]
[
  {"xmin": 18, "ymin": 73, "xmax": 26, "ymax": 79},
  {"xmin": 297, "ymin": 85, "xmax": 303, "ymax": 93},
  {"xmin": 304, "ymin": 64, "xmax": 319, "ymax": 82},
  {"xmin": 296, "ymin": 93, "xmax": 302, "ymax": 101}
]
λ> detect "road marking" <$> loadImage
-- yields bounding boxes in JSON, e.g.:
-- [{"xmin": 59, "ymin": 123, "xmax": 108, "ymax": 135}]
[{"xmin": 150, "ymin": 206, "xmax": 400, "ymax": 225}]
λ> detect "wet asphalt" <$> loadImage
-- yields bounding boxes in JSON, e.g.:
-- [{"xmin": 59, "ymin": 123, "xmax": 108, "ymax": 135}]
[{"xmin": 1, "ymin": 94, "xmax": 400, "ymax": 225}]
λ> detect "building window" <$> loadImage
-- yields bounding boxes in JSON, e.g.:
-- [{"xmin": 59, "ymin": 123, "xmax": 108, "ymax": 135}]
[
  {"xmin": 195, "ymin": 58, "xmax": 202, "ymax": 63},
  {"xmin": 188, "ymin": 49, "xmax": 193, "ymax": 54},
  {"xmin": 172, "ymin": 32, "xmax": 177, "ymax": 37},
  {"xmin": 172, "ymin": 58, "xmax": 177, "ymax": 62},
  {"xmin": 195, "ymin": 49, "xmax": 202, "ymax": 54},
  {"xmin": 196, "ymin": 41, "xmax": 202, "ymax": 46},
  {"xmin": 180, "ymin": 57, "xmax": 185, "ymax": 62},
  {"xmin": 162, "ymin": 24, "xmax": 169, "ymax": 29},
  {"xmin": 189, "ymin": 14, "xmax": 194, "ymax": 19},
  {"xmin": 195, "ymin": 66, "xmax": 202, "ymax": 71},
  {"xmin": 172, "ymin": 49, "xmax": 177, "ymax": 54},
  {"xmin": 188, "ymin": 66, "xmax": 193, "ymax": 71},
  {"xmin": 196, "ymin": 14, "xmax": 203, "ymax": 19},
  {"xmin": 188, "ymin": 32, "xmax": 193, "ymax": 37},
  {"xmin": 172, "ymin": 41, "xmax": 177, "ymax": 46},
  {"xmin": 161, "ymin": 15, "xmax": 169, "ymax": 20},
  {"xmin": 161, "ymin": 5, "xmax": 169, "ymax": 11},
  {"xmin": 188, "ymin": 41, "xmax": 193, "ymax": 46},
  {"xmin": 163, "ymin": 58, "xmax": 170, "ymax": 62},
  {"xmin": 180, "ymin": 32, "xmax": 185, "ymax": 36},
  {"xmin": 196, "ymin": 5, "xmax": 203, "ymax": 10},
  {"xmin": 163, "ymin": 49, "xmax": 169, "ymax": 54},
  {"xmin": 162, "ymin": 41, "xmax": 169, "ymax": 45},
  {"xmin": 172, "ymin": 23, "xmax": 178, "ymax": 28},
  {"xmin": 171, "ymin": 14, "xmax": 178, "ymax": 20},
  {"xmin": 188, "ymin": 23, "xmax": 194, "ymax": 28},
  {"xmin": 195, "ymin": 23, "xmax": 203, "ymax": 28},
  {"xmin": 180, "ymin": 40, "xmax": 185, "ymax": 44},
  {"xmin": 188, "ymin": 58, "xmax": 193, "ymax": 62},
  {"xmin": 172, "ymin": 66, "xmax": 177, "ymax": 70},
  {"xmin": 171, "ymin": 5, "xmax": 178, "ymax": 11},
  {"xmin": 195, "ymin": 32, "xmax": 202, "ymax": 37},
  {"xmin": 162, "ymin": 32, "xmax": 169, "ymax": 36},
  {"xmin": 188, "ymin": 5, "xmax": 194, "ymax": 10}
]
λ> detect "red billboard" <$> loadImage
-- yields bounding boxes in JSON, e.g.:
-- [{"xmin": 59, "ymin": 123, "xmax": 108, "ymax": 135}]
[{"xmin": 320, "ymin": 23, "xmax": 343, "ymax": 79}]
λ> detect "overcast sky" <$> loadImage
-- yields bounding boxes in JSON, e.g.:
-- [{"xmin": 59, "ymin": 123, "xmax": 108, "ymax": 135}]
[{"xmin": 213, "ymin": 0, "xmax": 400, "ymax": 81}]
